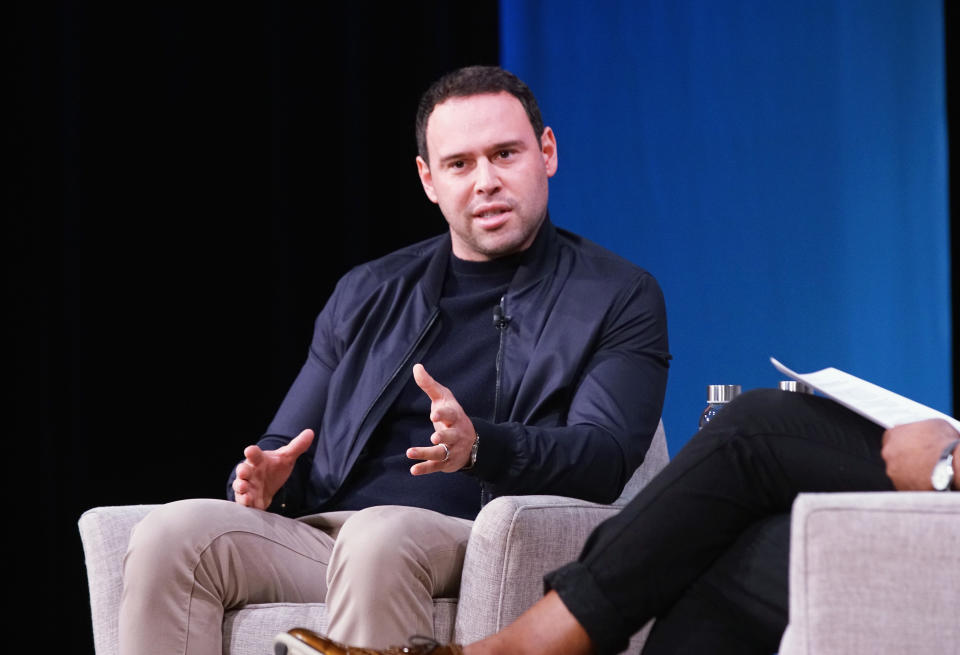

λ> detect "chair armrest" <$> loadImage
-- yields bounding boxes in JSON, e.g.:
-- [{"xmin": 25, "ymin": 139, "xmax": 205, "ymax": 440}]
[
  {"xmin": 455, "ymin": 422, "xmax": 668, "ymax": 648},
  {"xmin": 454, "ymin": 494, "xmax": 622, "ymax": 643},
  {"xmin": 779, "ymin": 492, "xmax": 960, "ymax": 655},
  {"xmin": 79, "ymin": 505, "xmax": 160, "ymax": 655}
]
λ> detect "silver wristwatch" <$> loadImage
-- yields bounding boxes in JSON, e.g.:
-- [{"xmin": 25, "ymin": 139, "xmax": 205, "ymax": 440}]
[
  {"xmin": 462, "ymin": 433, "xmax": 479, "ymax": 470},
  {"xmin": 931, "ymin": 438, "xmax": 960, "ymax": 491}
]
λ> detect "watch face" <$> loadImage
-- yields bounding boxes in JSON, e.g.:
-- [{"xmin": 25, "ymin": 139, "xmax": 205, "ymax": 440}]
[{"xmin": 932, "ymin": 460, "xmax": 953, "ymax": 491}]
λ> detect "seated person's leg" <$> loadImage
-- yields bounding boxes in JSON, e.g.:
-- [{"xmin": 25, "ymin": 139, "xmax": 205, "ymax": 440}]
[
  {"xmin": 324, "ymin": 505, "xmax": 473, "ymax": 649},
  {"xmin": 120, "ymin": 498, "xmax": 334, "ymax": 655},
  {"xmin": 275, "ymin": 512, "xmax": 789, "ymax": 655},
  {"xmin": 641, "ymin": 513, "xmax": 790, "ymax": 655},
  {"xmin": 273, "ymin": 391, "xmax": 893, "ymax": 655},
  {"xmin": 545, "ymin": 389, "xmax": 890, "ymax": 654}
]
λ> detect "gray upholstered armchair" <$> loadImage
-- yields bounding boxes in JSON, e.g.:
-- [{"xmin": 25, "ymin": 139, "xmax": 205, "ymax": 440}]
[
  {"xmin": 79, "ymin": 422, "xmax": 667, "ymax": 655},
  {"xmin": 778, "ymin": 491, "xmax": 960, "ymax": 655}
]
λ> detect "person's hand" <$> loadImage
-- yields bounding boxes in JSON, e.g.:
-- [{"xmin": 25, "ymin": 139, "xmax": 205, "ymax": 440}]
[
  {"xmin": 232, "ymin": 429, "xmax": 315, "ymax": 509},
  {"xmin": 881, "ymin": 419, "xmax": 959, "ymax": 490},
  {"xmin": 407, "ymin": 363, "xmax": 476, "ymax": 474}
]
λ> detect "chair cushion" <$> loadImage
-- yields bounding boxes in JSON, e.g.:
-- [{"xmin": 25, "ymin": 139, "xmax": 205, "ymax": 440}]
[{"xmin": 222, "ymin": 599, "xmax": 458, "ymax": 654}]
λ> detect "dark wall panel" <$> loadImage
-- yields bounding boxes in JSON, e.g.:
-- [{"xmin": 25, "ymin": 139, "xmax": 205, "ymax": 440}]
[{"xmin": 8, "ymin": 3, "xmax": 498, "ymax": 649}]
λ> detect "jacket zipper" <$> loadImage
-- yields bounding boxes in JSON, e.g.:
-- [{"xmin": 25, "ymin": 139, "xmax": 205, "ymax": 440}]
[
  {"xmin": 493, "ymin": 295, "xmax": 509, "ymax": 422},
  {"xmin": 482, "ymin": 295, "xmax": 510, "ymax": 506}
]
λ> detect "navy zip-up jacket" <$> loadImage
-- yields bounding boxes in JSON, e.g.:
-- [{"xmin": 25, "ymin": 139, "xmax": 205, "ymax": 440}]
[{"xmin": 227, "ymin": 221, "xmax": 670, "ymax": 516}]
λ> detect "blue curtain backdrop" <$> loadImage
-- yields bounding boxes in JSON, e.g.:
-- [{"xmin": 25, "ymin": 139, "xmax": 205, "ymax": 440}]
[{"xmin": 501, "ymin": 1, "xmax": 950, "ymax": 454}]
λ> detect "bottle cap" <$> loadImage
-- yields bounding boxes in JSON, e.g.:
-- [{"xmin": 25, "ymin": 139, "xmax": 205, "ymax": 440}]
[
  {"xmin": 706, "ymin": 384, "xmax": 741, "ymax": 403},
  {"xmin": 778, "ymin": 380, "xmax": 813, "ymax": 394}
]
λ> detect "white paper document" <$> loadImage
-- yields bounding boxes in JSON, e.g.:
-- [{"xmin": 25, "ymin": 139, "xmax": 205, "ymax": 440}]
[{"xmin": 770, "ymin": 357, "xmax": 960, "ymax": 432}]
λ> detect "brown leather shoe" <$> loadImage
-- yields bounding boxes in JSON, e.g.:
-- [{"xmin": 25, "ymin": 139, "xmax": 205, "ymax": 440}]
[{"xmin": 273, "ymin": 628, "xmax": 465, "ymax": 655}]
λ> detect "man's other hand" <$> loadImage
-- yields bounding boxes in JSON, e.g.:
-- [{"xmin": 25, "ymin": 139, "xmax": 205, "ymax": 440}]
[
  {"xmin": 232, "ymin": 428, "xmax": 315, "ymax": 509},
  {"xmin": 881, "ymin": 419, "xmax": 959, "ymax": 490},
  {"xmin": 407, "ymin": 363, "xmax": 476, "ymax": 475}
]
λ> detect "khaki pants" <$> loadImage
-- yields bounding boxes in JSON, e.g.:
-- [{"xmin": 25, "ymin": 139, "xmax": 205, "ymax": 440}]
[{"xmin": 118, "ymin": 499, "xmax": 473, "ymax": 654}]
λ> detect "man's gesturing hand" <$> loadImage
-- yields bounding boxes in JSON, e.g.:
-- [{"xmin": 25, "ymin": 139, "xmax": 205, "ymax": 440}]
[
  {"xmin": 233, "ymin": 428, "xmax": 315, "ymax": 509},
  {"xmin": 407, "ymin": 363, "xmax": 476, "ymax": 475},
  {"xmin": 881, "ymin": 419, "xmax": 959, "ymax": 490}
]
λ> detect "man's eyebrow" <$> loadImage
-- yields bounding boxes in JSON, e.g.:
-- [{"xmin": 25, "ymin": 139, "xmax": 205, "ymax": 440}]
[
  {"xmin": 437, "ymin": 151, "xmax": 472, "ymax": 165},
  {"xmin": 488, "ymin": 140, "xmax": 526, "ymax": 152},
  {"xmin": 436, "ymin": 140, "xmax": 529, "ymax": 166}
]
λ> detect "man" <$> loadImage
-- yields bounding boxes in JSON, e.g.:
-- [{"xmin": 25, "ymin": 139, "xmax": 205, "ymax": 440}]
[
  {"xmin": 118, "ymin": 65, "xmax": 670, "ymax": 654},
  {"xmin": 276, "ymin": 391, "xmax": 960, "ymax": 655}
]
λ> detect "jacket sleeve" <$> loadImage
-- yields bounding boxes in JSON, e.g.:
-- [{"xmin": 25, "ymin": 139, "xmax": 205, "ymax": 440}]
[
  {"xmin": 224, "ymin": 275, "xmax": 348, "ymax": 513},
  {"xmin": 468, "ymin": 272, "xmax": 670, "ymax": 504}
]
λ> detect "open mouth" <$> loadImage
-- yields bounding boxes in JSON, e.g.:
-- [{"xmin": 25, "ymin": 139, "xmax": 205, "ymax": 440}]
[
  {"xmin": 473, "ymin": 208, "xmax": 511, "ymax": 230},
  {"xmin": 476, "ymin": 208, "xmax": 508, "ymax": 218},
  {"xmin": 473, "ymin": 204, "xmax": 512, "ymax": 229}
]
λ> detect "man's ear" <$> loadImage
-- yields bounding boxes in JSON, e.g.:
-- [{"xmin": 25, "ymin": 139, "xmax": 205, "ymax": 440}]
[
  {"xmin": 540, "ymin": 126, "xmax": 558, "ymax": 178},
  {"xmin": 416, "ymin": 156, "xmax": 439, "ymax": 204}
]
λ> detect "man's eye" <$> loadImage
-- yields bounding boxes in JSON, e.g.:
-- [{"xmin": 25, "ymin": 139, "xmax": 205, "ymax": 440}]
[
  {"xmin": 496, "ymin": 150, "xmax": 513, "ymax": 160},
  {"xmin": 451, "ymin": 160, "xmax": 466, "ymax": 169}
]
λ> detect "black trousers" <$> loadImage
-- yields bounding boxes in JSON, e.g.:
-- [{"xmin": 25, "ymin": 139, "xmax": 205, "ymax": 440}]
[{"xmin": 545, "ymin": 389, "xmax": 893, "ymax": 655}]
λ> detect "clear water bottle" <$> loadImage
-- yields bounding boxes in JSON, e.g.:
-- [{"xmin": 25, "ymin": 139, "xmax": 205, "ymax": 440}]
[
  {"xmin": 778, "ymin": 380, "xmax": 813, "ymax": 394},
  {"xmin": 698, "ymin": 384, "xmax": 742, "ymax": 429}
]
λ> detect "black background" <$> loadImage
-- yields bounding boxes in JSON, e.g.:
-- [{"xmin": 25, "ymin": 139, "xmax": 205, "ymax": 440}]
[
  {"xmin": 8, "ymin": 3, "xmax": 497, "ymax": 651},
  {"xmin": 6, "ymin": 2, "xmax": 958, "ymax": 653}
]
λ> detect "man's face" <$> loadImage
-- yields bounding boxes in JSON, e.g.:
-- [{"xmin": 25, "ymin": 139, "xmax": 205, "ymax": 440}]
[{"xmin": 416, "ymin": 92, "xmax": 558, "ymax": 261}]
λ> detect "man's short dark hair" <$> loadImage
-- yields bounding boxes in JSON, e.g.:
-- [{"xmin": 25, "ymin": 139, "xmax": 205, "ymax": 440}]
[{"xmin": 415, "ymin": 65, "xmax": 545, "ymax": 163}]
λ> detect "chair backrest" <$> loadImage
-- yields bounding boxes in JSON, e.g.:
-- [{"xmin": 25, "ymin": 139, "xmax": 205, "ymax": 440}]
[{"xmin": 614, "ymin": 419, "xmax": 668, "ymax": 506}]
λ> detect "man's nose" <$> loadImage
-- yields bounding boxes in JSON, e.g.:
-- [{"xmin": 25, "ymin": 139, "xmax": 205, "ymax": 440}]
[{"xmin": 474, "ymin": 159, "xmax": 501, "ymax": 194}]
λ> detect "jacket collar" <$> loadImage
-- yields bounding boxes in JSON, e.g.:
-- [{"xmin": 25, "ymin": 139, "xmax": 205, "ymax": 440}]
[{"xmin": 509, "ymin": 215, "xmax": 558, "ymax": 293}]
